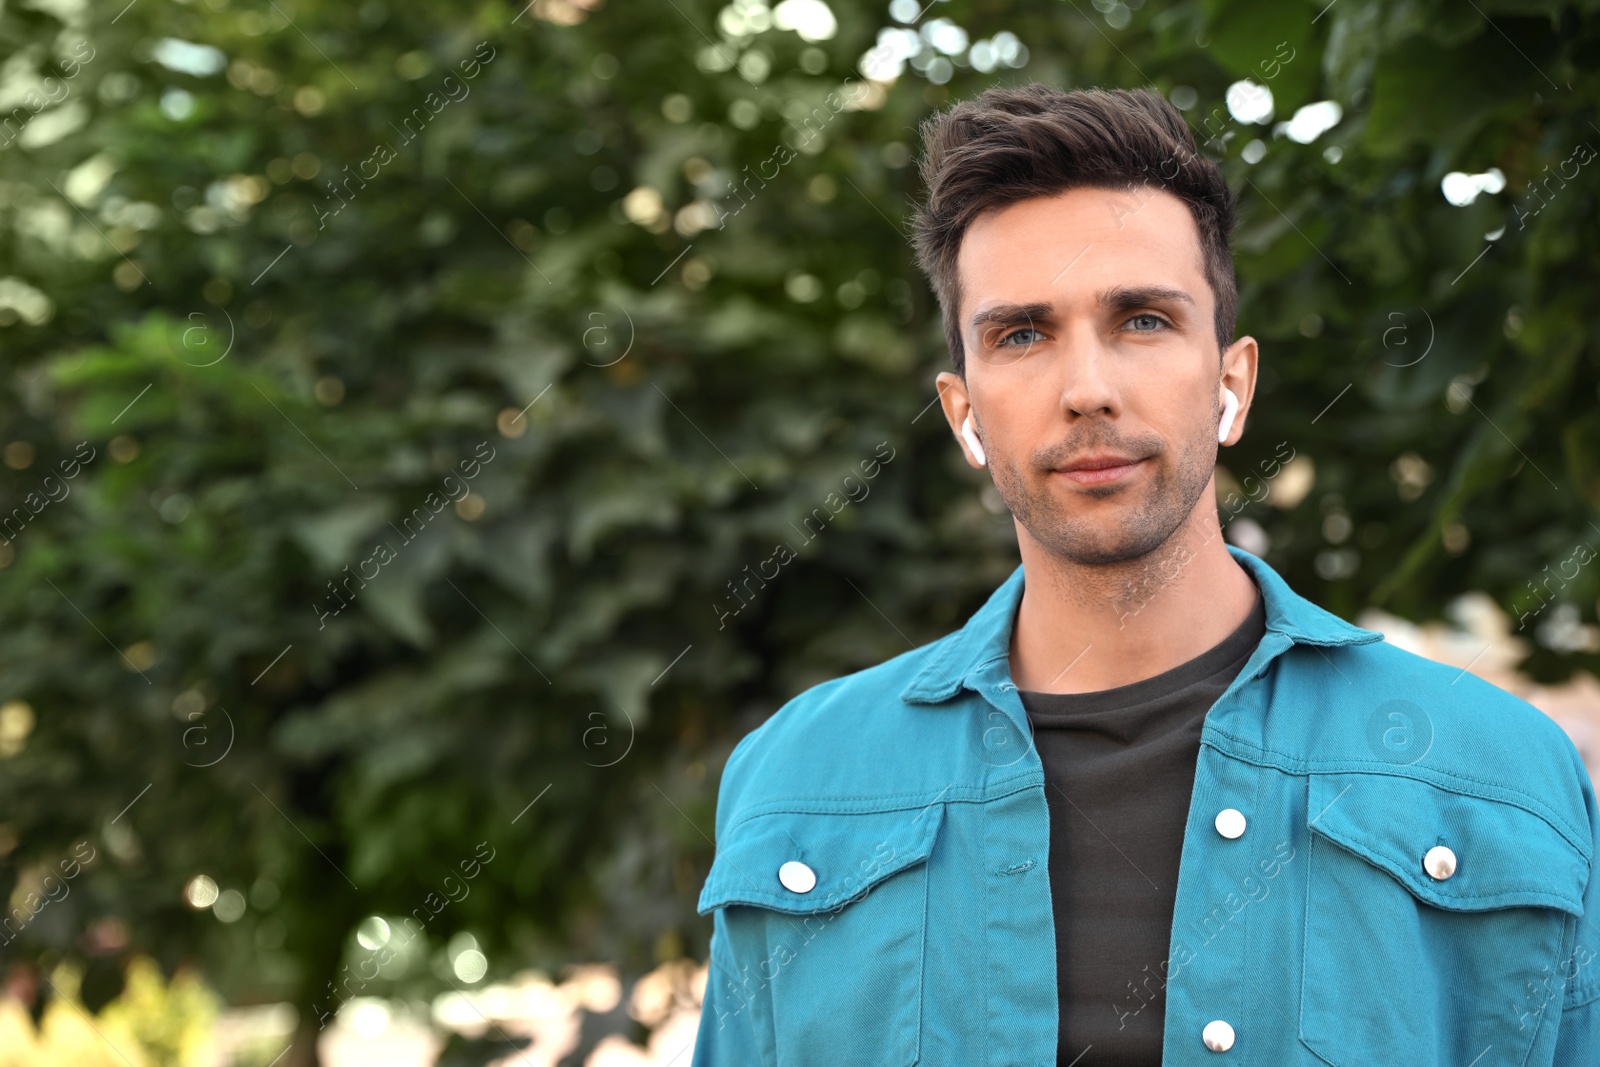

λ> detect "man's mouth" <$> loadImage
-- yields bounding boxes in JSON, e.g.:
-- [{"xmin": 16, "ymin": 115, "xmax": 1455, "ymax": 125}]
[{"xmin": 1053, "ymin": 454, "xmax": 1147, "ymax": 486}]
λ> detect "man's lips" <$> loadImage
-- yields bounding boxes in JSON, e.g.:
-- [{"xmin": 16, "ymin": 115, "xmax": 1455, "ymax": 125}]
[{"xmin": 1053, "ymin": 455, "xmax": 1147, "ymax": 486}]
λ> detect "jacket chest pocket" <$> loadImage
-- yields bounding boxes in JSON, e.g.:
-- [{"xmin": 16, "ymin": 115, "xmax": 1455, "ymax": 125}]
[
  {"xmin": 1299, "ymin": 772, "xmax": 1590, "ymax": 1066},
  {"xmin": 696, "ymin": 801, "xmax": 945, "ymax": 1067}
]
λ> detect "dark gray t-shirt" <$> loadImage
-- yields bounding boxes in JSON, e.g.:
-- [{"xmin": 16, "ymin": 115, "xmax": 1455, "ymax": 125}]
[{"xmin": 1018, "ymin": 585, "xmax": 1266, "ymax": 1066}]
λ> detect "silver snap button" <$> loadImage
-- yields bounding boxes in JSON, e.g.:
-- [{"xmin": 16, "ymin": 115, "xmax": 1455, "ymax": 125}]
[
  {"xmin": 1423, "ymin": 845, "xmax": 1457, "ymax": 880},
  {"xmin": 1214, "ymin": 808, "xmax": 1247, "ymax": 840},
  {"xmin": 1202, "ymin": 1019, "xmax": 1235, "ymax": 1051},
  {"xmin": 778, "ymin": 860, "xmax": 816, "ymax": 893}
]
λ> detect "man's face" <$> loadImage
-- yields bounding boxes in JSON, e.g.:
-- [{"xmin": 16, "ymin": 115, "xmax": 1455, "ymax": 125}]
[{"xmin": 937, "ymin": 185, "xmax": 1255, "ymax": 567}]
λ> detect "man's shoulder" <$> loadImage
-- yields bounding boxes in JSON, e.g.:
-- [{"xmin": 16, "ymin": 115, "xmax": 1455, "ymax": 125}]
[
  {"xmin": 1328, "ymin": 635, "xmax": 1594, "ymax": 834},
  {"xmin": 1342, "ymin": 635, "xmax": 1574, "ymax": 748},
  {"xmin": 712, "ymin": 630, "xmax": 972, "ymax": 834}
]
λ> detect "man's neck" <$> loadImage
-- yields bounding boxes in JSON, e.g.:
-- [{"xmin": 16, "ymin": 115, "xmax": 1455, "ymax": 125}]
[{"xmin": 1007, "ymin": 505, "xmax": 1259, "ymax": 694}]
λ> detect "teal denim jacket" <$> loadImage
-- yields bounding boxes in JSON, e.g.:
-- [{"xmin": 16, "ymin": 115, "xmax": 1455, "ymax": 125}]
[{"xmin": 691, "ymin": 546, "xmax": 1600, "ymax": 1066}]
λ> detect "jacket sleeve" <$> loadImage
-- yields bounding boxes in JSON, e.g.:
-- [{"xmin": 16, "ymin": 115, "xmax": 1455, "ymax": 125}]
[
  {"xmin": 1553, "ymin": 757, "xmax": 1600, "ymax": 1066},
  {"xmin": 691, "ymin": 907, "xmax": 766, "ymax": 1067}
]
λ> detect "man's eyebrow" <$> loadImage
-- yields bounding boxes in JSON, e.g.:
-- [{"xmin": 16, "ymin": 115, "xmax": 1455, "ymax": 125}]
[
  {"xmin": 968, "ymin": 301, "xmax": 1055, "ymax": 330},
  {"xmin": 967, "ymin": 289, "xmax": 1193, "ymax": 332},
  {"xmin": 1096, "ymin": 285, "xmax": 1195, "ymax": 313}
]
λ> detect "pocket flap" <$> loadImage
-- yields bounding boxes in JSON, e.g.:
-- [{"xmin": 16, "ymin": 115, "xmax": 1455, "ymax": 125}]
[
  {"xmin": 698, "ymin": 802, "xmax": 945, "ymax": 916},
  {"xmin": 1307, "ymin": 772, "xmax": 1589, "ymax": 916}
]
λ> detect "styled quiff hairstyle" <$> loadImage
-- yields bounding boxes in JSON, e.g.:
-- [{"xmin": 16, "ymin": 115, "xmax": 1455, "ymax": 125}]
[{"xmin": 910, "ymin": 84, "xmax": 1238, "ymax": 377}]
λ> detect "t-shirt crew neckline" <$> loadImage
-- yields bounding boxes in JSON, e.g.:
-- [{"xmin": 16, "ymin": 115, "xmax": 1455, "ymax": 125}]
[{"xmin": 1018, "ymin": 581, "xmax": 1266, "ymax": 719}]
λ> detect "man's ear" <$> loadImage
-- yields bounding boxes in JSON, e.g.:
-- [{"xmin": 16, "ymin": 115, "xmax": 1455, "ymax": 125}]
[
  {"xmin": 1218, "ymin": 336, "xmax": 1259, "ymax": 447},
  {"xmin": 935, "ymin": 371, "xmax": 985, "ymax": 468}
]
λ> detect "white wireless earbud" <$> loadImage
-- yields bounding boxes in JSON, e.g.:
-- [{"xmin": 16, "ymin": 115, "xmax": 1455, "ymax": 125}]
[
  {"xmin": 961, "ymin": 414, "xmax": 987, "ymax": 467},
  {"xmin": 1217, "ymin": 387, "xmax": 1239, "ymax": 444}
]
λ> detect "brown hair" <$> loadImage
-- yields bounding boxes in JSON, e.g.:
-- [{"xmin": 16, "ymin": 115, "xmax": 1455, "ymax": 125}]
[{"xmin": 910, "ymin": 84, "xmax": 1237, "ymax": 376}]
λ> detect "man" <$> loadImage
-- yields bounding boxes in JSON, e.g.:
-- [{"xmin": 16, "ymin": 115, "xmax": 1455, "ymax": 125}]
[{"xmin": 690, "ymin": 85, "xmax": 1600, "ymax": 1066}]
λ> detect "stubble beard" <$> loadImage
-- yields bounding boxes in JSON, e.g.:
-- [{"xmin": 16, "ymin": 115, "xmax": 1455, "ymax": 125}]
[{"xmin": 989, "ymin": 428, "xmax": 1217, "ymax": 590}]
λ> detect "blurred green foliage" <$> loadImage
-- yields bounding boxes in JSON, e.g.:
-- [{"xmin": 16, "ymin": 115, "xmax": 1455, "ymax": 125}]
[{"xmin": 0, "ymin": 0, "xmax": 1597, "ymax": 1061}]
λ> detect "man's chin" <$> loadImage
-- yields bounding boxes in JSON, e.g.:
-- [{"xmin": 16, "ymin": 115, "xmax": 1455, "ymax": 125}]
[
  {"xmin": 1027, "ymin": 524, "xmax": 1175, "ymax": 567},
  {"xmin": 1055, "ymin": 543, "xmax": 1162, "ymax": 567}
]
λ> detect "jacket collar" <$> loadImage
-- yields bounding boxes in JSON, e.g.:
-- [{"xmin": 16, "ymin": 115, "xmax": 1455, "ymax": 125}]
[{"xmin": 898, "ymin": 544, "xmax": 1384, "ymax": 705}]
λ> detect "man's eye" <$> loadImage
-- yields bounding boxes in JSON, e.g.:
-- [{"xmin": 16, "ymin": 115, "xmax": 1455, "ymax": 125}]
[
  {"xmin": 999, "ymin": 328, "xmax": 1042, "ymax": 346},
  {"xmin": 1125, "ymin": 313, "xmax": 1168, "ymax": 332}
]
